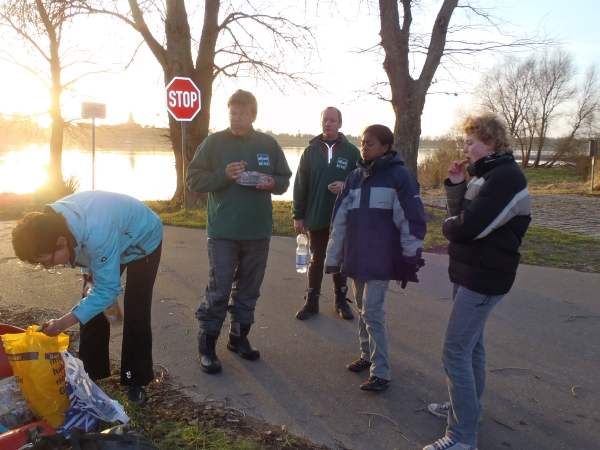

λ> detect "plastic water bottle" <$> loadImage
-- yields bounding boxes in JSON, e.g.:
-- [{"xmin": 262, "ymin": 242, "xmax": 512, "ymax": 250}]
[{"xmin": 296, "ymin": 234, "xmax": 308, "ymax": 273}]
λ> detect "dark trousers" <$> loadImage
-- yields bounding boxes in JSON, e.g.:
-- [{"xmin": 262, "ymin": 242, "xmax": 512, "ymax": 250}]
[
  {"xmin": 308, "ymin": 228, "xmax": 347, "ymax": 292},
  {"xmin": 196, "ymin": 238, "xmax": 270, "ymax": 336},
  {"xmin": 79, "ymin": 242, "xmax": 162, "ymax": 386}
]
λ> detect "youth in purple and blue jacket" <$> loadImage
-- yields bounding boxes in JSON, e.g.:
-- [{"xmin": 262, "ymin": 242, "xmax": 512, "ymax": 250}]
[{"xmin": 325, "ymin": 150, "xmax": 427, "ymax": 281}]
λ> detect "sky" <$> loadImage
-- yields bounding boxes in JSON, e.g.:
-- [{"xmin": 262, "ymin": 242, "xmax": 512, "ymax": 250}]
[{"xmin": 1, "ymin": 0, "xmax": 599, "ymax": 139}]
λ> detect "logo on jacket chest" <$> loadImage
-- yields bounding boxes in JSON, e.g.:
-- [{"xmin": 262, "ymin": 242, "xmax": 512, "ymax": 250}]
[
  {"xmin": 257, "ymin": 154, "xmax": 270, "ymax": 166},
  {"xmin": 336, "ymin": 158, "xmax": 348, "ymax": 169}
]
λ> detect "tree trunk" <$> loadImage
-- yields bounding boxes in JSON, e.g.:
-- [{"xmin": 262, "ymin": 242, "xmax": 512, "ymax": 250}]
[
  {"xmin": 36, "ymin": 0, "xmax": 65, "ymax": 193},
  {"xmin": 378, "ymin": 0, "xmax": 457, "ymax": 178},
  {"xmin": 392, "ymin": 89, "xmax": 426, "ymax": 175},
  {"xmin": 47, "ymin": 80, "xmax": 64, "ymax": 191},
  {"xmin": 164, "ymin": 0, "xmax": 219, "ymax": 204}
]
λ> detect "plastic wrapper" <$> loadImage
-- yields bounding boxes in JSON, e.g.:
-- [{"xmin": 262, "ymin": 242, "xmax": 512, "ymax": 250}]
[
  {"xmin": 0, "ymin": 376, "xmax": 34, "ymax": 430},
  {"xmin": 1, "ymin": 326, "xmax": 70, "ymax": 428},
  {"xmin": 103, "ymin": 299, "xmax": 124, "ymax": 326},
  {"xmin": 236, "ymin": 171, "xmax": 269, "ymax": 186},
  {"xmin": 57, "ymin": 350, "xmax": 128, "ymax": 438}
]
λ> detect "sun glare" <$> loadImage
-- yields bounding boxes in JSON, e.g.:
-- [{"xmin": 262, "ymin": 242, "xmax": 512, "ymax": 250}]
[
  {"xmin": 0, "ymin": 145, "xmax": 48, "ymax": 194},
  {"xmin": 36, "ymin": 115, "xmax": 52, "ymax": 129}
]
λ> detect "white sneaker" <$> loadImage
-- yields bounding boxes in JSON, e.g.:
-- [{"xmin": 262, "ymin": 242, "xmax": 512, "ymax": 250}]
[
  {"xmin": 423, "ymin": 436, "xmax": 477, "ymax": 450},
  {"xmin": 428, "ymin": 401, "xmax": 450, "ymax": 418}
]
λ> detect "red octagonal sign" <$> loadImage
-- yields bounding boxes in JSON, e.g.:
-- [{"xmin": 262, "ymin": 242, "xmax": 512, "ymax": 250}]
[{"xmin": 165, "ymin": 77, "xmax": 201, "ymax": 121}]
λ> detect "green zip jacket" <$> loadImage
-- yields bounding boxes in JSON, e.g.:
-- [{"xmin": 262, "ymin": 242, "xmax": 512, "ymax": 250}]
[
  {"xmin": 186, "ymin": 128, "xmax": 292, "ymax": 240},
  {"xmin": 292, "ymin": 133, "xmax": 360, "ymax": 231}
]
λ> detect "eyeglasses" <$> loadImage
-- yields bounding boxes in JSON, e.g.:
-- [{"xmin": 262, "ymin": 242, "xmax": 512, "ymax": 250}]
[{"xmin": 229, "ymin": 113, "xmax": 252, "ymax": 120}]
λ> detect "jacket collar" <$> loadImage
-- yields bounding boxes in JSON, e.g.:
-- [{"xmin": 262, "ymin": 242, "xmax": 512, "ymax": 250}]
[
  {"xmin": 227, "ymin": 126, "xmax": 256, "ymax": 140},
  {"xmin": 309, "ymin": 132, "xmax": 349, "ymax": 146},
  {"xmin": 467, "ymin": 151, "xmax": 515, "ymax": 177},
  {"xmin": 357, "ymin": 150, "xmax": 404, "ymax": 173}
]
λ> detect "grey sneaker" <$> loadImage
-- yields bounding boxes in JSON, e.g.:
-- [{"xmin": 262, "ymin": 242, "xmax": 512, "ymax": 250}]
[
  {"xmin": 428, "ymin": 401, "xmax": 450, "ymax": 418},
  {"xmin": 423, "ymin": 437, "xmax": 477, "ymax": 450}
]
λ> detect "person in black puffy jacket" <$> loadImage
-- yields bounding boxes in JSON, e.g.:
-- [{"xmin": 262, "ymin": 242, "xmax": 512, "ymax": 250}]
[{"xmin": 424, "ymin": 114, "xmax": 531, "ymax": 450}]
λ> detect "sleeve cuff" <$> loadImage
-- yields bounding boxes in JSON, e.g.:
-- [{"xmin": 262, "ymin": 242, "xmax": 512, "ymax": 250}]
[
  {"xmin": 324, "ymin": 265, "xmax": 340, "ymax": 274},
  {"xmin": 444, "ymin": 178, "xmax": 466, "ymax": 187}
]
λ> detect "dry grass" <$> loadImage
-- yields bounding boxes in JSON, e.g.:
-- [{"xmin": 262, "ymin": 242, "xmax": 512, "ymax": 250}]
[{"xmin": 418, "ymin": 147, "xmax": 463, "ymax": 189}]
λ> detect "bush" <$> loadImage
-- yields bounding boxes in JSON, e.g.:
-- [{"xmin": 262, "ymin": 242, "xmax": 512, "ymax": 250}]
[{"xmin": 418, "ymin": 146, "xmax": 463, "ymax": 189}]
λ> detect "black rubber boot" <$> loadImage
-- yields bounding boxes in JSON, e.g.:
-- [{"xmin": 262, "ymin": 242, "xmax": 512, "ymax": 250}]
[
  {"xmin": 227, "ymin": 323, "xmax": 260, "ymax": 360},
  {"xmin": 334, "ymin": 286, "xmax": 354, "ymax": 320},
  {"xmin": 198, "ymin": 332, "xmax": 222, "ymax": 374},
  {"xmin": 295, "ymin": 288, "xmax": 320, "ymax": 320}
]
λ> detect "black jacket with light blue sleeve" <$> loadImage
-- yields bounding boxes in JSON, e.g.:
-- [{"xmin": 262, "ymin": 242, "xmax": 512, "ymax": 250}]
[
  {"xmin": 443, "ymin": 153, "xmax": 531, "ymax": 295},
  {"xmin": 325, "ymin": 151, "xmax": 427, "ymax": 281}
]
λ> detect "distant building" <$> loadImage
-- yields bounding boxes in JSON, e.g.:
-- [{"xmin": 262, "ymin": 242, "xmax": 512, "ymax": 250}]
[{"xmin": 127, "ymin": 112, "xmax": 136, "ymax": 125}]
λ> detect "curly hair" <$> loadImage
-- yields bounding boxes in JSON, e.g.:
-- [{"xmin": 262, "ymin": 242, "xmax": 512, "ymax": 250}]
[
  {"xmin": 461, "ymin": 113, "xmax": 511, "ymax": 154},
  {"xmin": 12, "ymin": 211, "xmax": 70, "ymax": 263},
  {"xmin": 227, "ymin": 89, "xmax": 258, "ymax": 116}
]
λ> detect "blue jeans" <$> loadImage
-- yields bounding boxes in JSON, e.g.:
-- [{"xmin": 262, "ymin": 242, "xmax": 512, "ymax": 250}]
[
  {"xmin": 352, "ymin": 279, "xmax": 390, "ymax": 380},
  {"xmin": 443, "ymin": 284, "xmax": 504, "ymax": 446},
  {"xmin": 196, "ymin": 238, "xmax": 270, "ymax": 336}
]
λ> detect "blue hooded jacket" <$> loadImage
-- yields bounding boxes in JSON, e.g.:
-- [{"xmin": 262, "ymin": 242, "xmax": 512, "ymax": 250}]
[
  {"xmin": 46, "ymin": 191, "xmax": 163, "ymax": 324},
  {"xmin": 325, "ymin": 151, "xmax": 426, "ymax": 281}
]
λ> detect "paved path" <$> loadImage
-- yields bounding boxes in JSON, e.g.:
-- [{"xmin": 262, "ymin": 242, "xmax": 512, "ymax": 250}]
[
  {"xmin": 1, "ymin": 222, "xmax": 599, "ymax": 450},
  {"xmin": 423, "ymin": 194, "xmax": 600, "ymax": 239}
]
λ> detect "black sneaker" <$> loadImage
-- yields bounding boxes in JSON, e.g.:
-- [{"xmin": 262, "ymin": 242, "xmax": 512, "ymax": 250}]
[
  {"xmin": 360, "ymin": 376, "xmax": 390, "ymax": 391},
  {"xmin": 346, "ymin": 358, "xmax": 372, "ymax": 372},
  {"xmin": 127, "ymin": 385, "xmax": 146, "ymax": 404}
]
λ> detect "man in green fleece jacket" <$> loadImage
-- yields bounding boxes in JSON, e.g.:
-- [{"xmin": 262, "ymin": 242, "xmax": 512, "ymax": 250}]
[
  {"xmin": 186, "ymin": 89, "xmax": 292, "ymax": 374},
  {"xmin": 292, "ymin": 107, "xmax": 360, "ymax": 321}
]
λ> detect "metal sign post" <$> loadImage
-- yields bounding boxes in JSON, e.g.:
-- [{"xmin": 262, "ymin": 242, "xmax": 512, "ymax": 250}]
[
  {"xmin": 82, "ymin": 102, "xmax": 107, "ymax": 190},
  {"xmin": 181, "ymin": 122, "xmax": 186, "ymax": 208},
  {"xmin": 590, "ymin": 140, "xmax": 597, "ymax": 193}
]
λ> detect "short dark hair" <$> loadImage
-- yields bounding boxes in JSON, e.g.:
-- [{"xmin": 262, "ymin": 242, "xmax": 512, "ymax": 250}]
[
  {"xmin": 362, "ymin": 124, "xmax": 394, "ymax": 150},
  {"xmin": 12, "ymin": 212, "xmax": 70, "ymax": 263},
  {"xmin": 321, "ymin": 107, "xmax": 342, "ymax": 124},
  {"xmin": 227, "ymin": 89, "xmax": 258, "ymax": 116}
]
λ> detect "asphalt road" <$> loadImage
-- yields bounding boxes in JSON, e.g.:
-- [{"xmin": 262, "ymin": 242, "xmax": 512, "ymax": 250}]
[{"xmin": 1, "ymin": 222, "xmax": 599, "ymax": 449}]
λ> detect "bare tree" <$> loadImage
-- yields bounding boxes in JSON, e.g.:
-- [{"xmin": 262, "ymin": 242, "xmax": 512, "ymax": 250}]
[
  {"xmin": 0, "ymin": 0, "xmax": 104, "ymax": 193},
  {"xmin": 546, "ymin": 66, "xmax": 600, "ymax": 167},
  {"xmin": 529, "ymin": 50, "xmax": 577, "ymax": 167},
  {"xmin": 476, "ymin": 51, "xmax": 579, "ymax": 168},
  {"xmin": 476, "ymin": 56, "xmax": 538, "ymax": 167},
  {"xmin": 363, "ymin": 0, "xmax": 551, "ymax": 175},
  {"xmin": 88, "ymin": 0, "xmax": 316, "ymax": 203}
]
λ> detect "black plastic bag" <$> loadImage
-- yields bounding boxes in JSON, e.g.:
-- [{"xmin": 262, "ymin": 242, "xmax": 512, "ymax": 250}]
[{"xmin": 28, "ymin": 425, "xmax": 157, "ymax": 450}]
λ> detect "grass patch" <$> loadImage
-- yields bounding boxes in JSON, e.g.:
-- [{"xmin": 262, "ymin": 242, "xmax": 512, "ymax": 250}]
[
  {"xmin": 144, "ymin": 200, "xmax": 208, "ymax": 228},
  {"xmin": 519, "ymin": 226, "xmax": 600, "ymax": 272},
  {"xmin": 522, "ymin": 166, "xmax": 583, "ymax": 185},
  {"xmin": 143, "ymin": 200, "xmax": 296, "ymax": 237},
  {"xmin": 423, "ymin": 206, "xmax": 600, "ymax": 273},
  {"xmin": 0, "ymin": 192, "xmax": 51, "ymax": 220}
]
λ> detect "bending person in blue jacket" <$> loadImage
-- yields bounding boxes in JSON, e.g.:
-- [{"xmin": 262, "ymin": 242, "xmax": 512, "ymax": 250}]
[
  {"xmin": 12, "ymin": 191, "xmax": 163, "ymax": 404},
  {"xmin": 325, "ymin": 124, "xmax": 427, "ymax": 392}
]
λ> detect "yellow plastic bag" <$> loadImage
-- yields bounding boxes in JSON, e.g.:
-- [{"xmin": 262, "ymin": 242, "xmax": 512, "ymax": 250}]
[{"xmin": 1, "ymin": 325, "xmax": 70, "ymax": 427}]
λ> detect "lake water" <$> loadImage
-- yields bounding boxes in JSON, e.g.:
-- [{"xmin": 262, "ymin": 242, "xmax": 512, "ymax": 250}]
[{"xmin": 0, "ymin": 144, "xmax": 439, "ymax": 201}]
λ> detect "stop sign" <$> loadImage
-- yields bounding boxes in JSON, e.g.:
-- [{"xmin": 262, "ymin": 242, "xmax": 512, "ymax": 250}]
[{"xmin": 165, "ymin": 77, "xmax": 201, "ymax": 121}]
